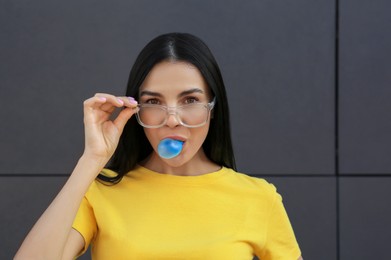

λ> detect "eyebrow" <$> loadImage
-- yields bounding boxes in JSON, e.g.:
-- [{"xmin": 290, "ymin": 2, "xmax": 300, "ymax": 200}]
[
  {"xmin": 139, "ymin": 88, "xmax": 205, "ymax": 98},
  {"xmin": 139, "ymin": 90, "xmax": 163, "ymax": 97},
  {"xmin": 178, "ymin": 88, "xmax": 204, "ymax": 97}
]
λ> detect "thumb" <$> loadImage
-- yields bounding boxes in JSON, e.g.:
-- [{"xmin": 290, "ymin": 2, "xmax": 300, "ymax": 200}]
[{"xmin": 113, "ymin": 107, "xmax": 137, "ymax": 134}]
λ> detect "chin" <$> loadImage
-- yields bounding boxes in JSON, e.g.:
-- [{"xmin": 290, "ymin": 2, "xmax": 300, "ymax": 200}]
[{"xmin": 162, "ymin": 155, "xmax": 189, "ymax": 167}]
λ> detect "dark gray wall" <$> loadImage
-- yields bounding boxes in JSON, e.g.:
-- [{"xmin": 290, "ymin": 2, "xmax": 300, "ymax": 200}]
[
  {"xmin": 1, "ymin": 1, "xmax": 390, "ymax": 259},
  {"xmin": 339, "ymin": 0, "xmax": 391, "ymax": 174}
]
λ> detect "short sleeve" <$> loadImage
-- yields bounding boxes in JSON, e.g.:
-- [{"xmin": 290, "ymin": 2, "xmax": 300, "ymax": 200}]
[
  {"xmin": 72, "ymin": 195, "xmax": 97, "ymax": 255},
  {"xmin": 257, "ymin": 189, "xmax": 301, "ymax": 260}
]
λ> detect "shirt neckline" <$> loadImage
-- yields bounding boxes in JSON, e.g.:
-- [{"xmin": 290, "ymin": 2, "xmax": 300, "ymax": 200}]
[{"xmin": 128, "ymin": 164, "xmax": 230, "ymax": 185}]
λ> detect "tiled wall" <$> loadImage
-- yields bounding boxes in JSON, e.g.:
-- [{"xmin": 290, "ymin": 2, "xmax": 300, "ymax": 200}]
[{"xmin": 1, "ymin": 1, "xmax": 390, "ymax": 259}]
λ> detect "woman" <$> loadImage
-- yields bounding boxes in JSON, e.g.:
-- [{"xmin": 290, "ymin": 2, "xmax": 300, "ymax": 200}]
[{"xmin": 15, "ymin": 33, "xmax": 302, "ymax": 259}]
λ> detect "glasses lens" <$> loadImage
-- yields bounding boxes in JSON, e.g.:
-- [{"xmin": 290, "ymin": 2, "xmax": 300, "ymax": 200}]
[
  {"xmin": 138, "ymin": 105, "xmax": 166, "ymax": 127},
  {"xmin": 178, "ymin": 104, "xmax": 208, "ymax": 127},
  {"xmin": 137, "ymin": 103, "xmax": 210, "ymax": 128}
]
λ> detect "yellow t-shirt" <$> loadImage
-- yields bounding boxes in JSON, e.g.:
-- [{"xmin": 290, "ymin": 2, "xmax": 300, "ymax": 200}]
[{"xmin": 72, "ymin": 165, "xmax": 301, "ymax": 260}]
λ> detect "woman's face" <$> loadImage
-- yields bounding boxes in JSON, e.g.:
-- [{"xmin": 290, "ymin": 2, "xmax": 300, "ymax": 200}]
[{"xmin": 138, "ymin": 61, "xmax": 213, "ymax": 170}]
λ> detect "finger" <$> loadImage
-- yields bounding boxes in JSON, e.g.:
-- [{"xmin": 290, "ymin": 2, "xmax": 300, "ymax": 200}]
[
  {"xmin": 113, "ymin": 107, "xmax": 138, "ymax": 133},
  {"xmin": 83, "ymin": 97, "xmax": 109, "ymax": 125},
  {"xmin": 100, "ymin": 102, "xmax": 117, "ymax": 113},
  {"xmin": 98, "ymin": 96, "xmax": 138, "ymax": 114},
  {"xmin": 117, "ymin": 96, "xmax": 138, "ymax": 108},
  {"xmin": 83, "ymin": 96, "xmax": 107, "ymax": 110},
  {"xmin": 94, "ymin": 93, "xmax": 125, "ymax": 108},
  {"xmin": 83, "ymin": 96, "xmax": 116, "ymax": 125}
]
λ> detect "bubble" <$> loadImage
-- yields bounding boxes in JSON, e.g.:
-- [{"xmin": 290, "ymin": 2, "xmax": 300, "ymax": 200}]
[{"xmin": 157, "ymin": 138, "xmax": 184, "ymax": 159}]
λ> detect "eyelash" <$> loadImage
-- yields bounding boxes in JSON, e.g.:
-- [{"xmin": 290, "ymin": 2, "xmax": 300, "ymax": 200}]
[
  {"xmin": 142, "ymin": 96, "xmax": 201, "ymax": 105},
  {"xmin": 184, "ymin": 96, "xmax": 199, "ymax": 104},
  {"xmin": 144, "ymin": 98, "xmax": 160, "ymax": 105}
]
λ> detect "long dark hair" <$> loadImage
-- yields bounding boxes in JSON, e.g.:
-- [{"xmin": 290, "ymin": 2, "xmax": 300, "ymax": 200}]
[{"xmin": 99, "ymin": 32, "xmax": 236, "ymax": 183}]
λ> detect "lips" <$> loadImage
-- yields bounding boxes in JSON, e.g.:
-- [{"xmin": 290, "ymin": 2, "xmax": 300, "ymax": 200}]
[{"xmin": 162, "ymin": 135, "xmax": 187, "ymax": 142}]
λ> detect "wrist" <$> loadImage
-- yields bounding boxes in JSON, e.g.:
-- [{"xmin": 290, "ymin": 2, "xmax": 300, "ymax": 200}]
[
  {"xmin": 79, "ymin": 153, "xmax": 110, "ymax": 169},
  {"xmin": 66, "ymin": 154, "xmax": 110, "ymax": 190}
]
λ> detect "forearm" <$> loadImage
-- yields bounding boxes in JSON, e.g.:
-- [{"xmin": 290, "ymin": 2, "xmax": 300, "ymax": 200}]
[{"xmin": 14, "ymin": 155, "xmax": 107, "ymax": 259}]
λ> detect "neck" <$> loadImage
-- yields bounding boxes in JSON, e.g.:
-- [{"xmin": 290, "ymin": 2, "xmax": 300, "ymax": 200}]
[{"xmin": 140, "ymin": 150, "xmax": 220, "ymax": 176}]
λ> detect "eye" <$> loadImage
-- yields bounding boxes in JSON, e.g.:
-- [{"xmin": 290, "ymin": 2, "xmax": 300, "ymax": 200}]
[
  {"xmin": 184, "ymin": 97, "xmax": 199, "ymax": 104},
  {"xmin": 144, "ymin": 98, "xmax": 160, "ymax": 105}
]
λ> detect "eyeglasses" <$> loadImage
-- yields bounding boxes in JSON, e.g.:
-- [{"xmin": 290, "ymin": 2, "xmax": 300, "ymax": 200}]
[{"xmin": 136, "ymin": 98, "xmax": 216, "ymax": 128}]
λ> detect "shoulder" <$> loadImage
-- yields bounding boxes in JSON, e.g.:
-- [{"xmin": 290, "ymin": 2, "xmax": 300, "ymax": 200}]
[
  {"xmin": 225, "ymin": 168, "xmax": 276, "ymax": 190},
  {"xmin": 85, "ymin": 168, "xmax": 123, "ymax": 196},
  {"xmin": 222, "ymin": 169, "xmax": 284, "ymax": 220},
  {"xmin": 223, "ymin": 167, "xmax": 278, "ymax": 200}
]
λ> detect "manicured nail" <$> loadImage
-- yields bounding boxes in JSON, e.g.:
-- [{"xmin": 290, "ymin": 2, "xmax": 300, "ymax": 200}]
[
  {"xmin": 117, "ymin": 98, "xmax": 124, "ymax": 105},
  {"xmin": 128, "ymin": 97, "xmax": 138, "ymax": 104},
  {"xmin": 99, "ymin": 97, "xmax": 107, "ymax": 102}
]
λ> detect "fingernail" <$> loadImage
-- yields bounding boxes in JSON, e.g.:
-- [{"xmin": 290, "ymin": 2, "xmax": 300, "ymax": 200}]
[
  {"xmin": 128, "ymin": 97, "xmax": 138, "ymax": 104},
  {"xmin": 117, "ymin": 98, "xmax": 124, "ymax": 105},
  {"xmin": 99, "ymin": 97, "xmax": 107, "ymax": 102}
]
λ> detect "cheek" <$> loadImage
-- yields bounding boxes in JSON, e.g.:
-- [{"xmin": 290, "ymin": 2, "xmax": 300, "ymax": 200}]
[
  {"xmin": 190, "ymin": 124, "xmax": 210, "ymax": 146},
  {"xmin": 143, "ymin": 129, "xmax": 158, "ymax": 148}
]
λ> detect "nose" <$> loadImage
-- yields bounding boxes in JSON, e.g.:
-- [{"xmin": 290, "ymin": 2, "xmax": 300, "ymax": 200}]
[{"xmin": 166, "ymin": 110, "xmax": 180, "ymax": 128}]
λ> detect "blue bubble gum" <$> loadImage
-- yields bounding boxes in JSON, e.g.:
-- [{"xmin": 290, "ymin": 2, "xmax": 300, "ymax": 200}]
[{"xmin": 157, "ymin": 138, "xmax": 184, "ymax": 159}]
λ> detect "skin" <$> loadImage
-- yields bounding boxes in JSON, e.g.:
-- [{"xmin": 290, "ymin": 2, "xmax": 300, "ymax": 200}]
[
  {"xmin": 15, "ymin": 94, "xmax": 138, "ymax": 259},
  {"xmin": 138, "ymin": 61, "xmax": 220, "ymax": 176},
  {"xmin": 14, "ymin": 61, "xmax": 303, "ymax": 260}
]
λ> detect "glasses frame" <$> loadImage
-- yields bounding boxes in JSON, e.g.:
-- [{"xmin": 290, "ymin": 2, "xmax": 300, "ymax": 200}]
[{"xmin": 136, "ymin": 97, "xmax": 216, "ymax": 128}]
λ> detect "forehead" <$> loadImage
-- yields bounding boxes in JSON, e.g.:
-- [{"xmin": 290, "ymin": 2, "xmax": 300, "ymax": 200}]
[{"xmin": 140, "ymin": 61, "xmax": 210, "ymax": 96}]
